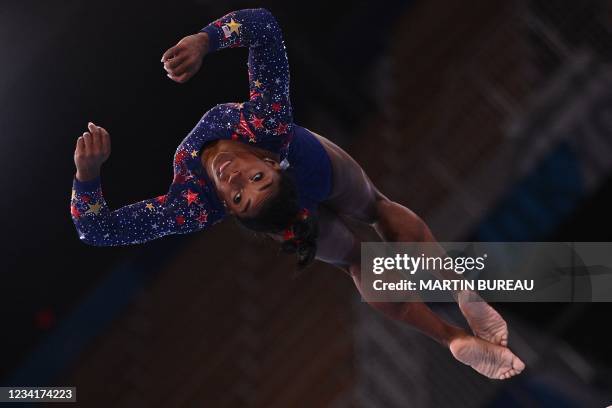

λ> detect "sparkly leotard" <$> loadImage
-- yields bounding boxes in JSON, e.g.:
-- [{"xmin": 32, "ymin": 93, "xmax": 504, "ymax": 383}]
[{"xmin": 69, "ymin": 8, "xmax": 332, "ymax": 246}]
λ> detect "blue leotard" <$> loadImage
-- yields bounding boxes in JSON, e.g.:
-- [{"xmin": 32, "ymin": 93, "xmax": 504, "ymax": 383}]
[{"xmin": 69, "ymin": 8, "xmax": 332, "ymax": 246}]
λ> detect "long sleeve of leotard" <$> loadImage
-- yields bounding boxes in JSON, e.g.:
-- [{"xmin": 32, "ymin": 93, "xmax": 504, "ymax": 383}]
[
  {"xmin": 70, "ymin": 172, "xmax": 221, "ymax": 246},
  {"xmin": 200, "ymin": 8, "xmax": 292, "ymax": 130},
  {"xmin": 69, "ymin": 109, "xmax": 227, "ymax": 246}
]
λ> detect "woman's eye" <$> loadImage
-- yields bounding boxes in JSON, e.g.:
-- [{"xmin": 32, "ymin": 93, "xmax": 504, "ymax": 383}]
[
  {"xmin": 251, "ymin": 172, "xmax": 263, "ymax": 182},
  {"xmin": 233, "ymin": 192, "xmax": 241, "ymax": 204}
]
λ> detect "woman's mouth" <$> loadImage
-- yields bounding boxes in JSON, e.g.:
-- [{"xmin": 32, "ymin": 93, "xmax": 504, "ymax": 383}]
[{"xmin": 218, "ymin": 160, "xmax": 232, "ymax": 177}]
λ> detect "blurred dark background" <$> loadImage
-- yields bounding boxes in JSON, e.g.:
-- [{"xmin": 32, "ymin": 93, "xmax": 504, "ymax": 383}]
[{"xmin": 2, "ymin": 0, "xmax": 612, "ymax": 406}]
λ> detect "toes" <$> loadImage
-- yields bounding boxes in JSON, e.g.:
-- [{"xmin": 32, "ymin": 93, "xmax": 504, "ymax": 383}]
[
  {"xmin": 499, "ymin": 368, "xmax": 519, "ymax": 380},
  {"xmin": 513, "ymin": 357, "xmax": 526, "ymax": 372},
  {"xmin": 465, "ymin": 309, "xmax": 509, "ymax": 346},
  {"xmin": 497, "ymin": 352, "xmax": 525, "ymax": 380},
  {"xmin": 485, "ymin": 331, "xmax": 508, "ymax": 347}
]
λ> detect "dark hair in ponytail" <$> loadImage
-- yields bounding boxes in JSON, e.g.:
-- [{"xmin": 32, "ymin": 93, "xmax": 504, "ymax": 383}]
[{"xmin": 236, "ymin": 170, "xmax": 318, "ymax": 270}]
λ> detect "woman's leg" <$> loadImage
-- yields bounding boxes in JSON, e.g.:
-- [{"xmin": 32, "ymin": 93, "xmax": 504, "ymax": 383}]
[
  {"xmin": 316, "ymin": 132, "xmax": 509, "ymax": 347},
  {"xmin": 314, "ymin": 205, "xmax": 466, "ymax": 347},
  {"xmin": 314, "ymin": 206, "xmax": 525, "ymax": 379},
  {"xmin": 372, "ymin": 199, "xmax": 509, "ymax": 347}
]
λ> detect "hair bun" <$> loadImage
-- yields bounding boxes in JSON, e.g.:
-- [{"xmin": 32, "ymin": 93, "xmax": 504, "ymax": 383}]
[
  {"xmin": 282, "ymin": 210, "xmax": 318, "ymax": 270},
  {"xmin": 280, "ymin": 239, "xmax": 298, "ymax": 254}
]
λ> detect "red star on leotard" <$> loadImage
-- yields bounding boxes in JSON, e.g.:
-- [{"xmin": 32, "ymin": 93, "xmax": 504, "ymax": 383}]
[
  {"xmin": 70, "ymin": 204, "xmax": 81, "ymax": 219},
  {"xmin": 271, "ymin": 102, "xmax": 281, "ymax": 112},
  {"xmin": 176, "ymin": 215, "xmax": 185, "ymax": 225},
  {"xmin": 175, "ymin": 149, "xmax": 188, "ymax": 164},
  {"xmin": 249, "ymin": 115, "xmax": 264, "ymax": 129},
  {"xmin": 81, "ymin": 195, "xmax": 90, "ymax": 203},
  {"xmin": 196, "ymin": 211, "xmax": 208, "ymax": 224},
  {"xmin": 274, "ymin": 122, "xmax": 288, "ymax": 135},
  {"xmin": 185, "ymin": 189, "xmax": 199, "ymax": 206},
  {"xmin": 235, "ymin": 112, "xmax": 256, "ymax": 140},
  {"xmin": 155, "ymin": 195, "xmax": 167, "ymax": 204},
  {"xmin": 214, "ymin": 20, "xmax": 223, "ymax": 27}
]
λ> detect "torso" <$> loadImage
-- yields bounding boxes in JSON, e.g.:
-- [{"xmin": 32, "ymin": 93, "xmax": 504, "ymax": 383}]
[{"xmin": 310, "ymin": 131, "xmax": 384, "ymax": 224}]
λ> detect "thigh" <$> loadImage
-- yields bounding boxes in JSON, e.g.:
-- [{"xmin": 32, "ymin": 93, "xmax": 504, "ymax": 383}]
[{"xmin": 313, "ymin": 205, "xmax": 361, "ymax": 272}]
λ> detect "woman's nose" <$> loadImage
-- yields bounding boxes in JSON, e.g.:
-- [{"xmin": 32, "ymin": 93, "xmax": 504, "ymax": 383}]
[{"xmin": 228, "ymin": 170, "xmax": 242, "ymax": 186}]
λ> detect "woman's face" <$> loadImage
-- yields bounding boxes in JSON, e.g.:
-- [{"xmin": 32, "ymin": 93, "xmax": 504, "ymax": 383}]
[{"xmin": 207, "ymin": 149, "xmax": 281, "ymax": 217}]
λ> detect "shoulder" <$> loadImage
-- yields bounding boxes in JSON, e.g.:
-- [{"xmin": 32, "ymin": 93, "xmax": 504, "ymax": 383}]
[
  {"xmin": 200, "ymin": 103, "xmax": 242, "ymax": 128},
  {"xmin": 176, "ymin": 103, "xmax": 242, "ymax": 155}
]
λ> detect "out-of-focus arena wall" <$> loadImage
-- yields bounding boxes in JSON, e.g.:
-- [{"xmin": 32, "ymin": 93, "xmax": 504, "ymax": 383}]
[
  {"xmin": 352, "ymin": 0, "xmax": 612, "ymax": 406},
  {"xmin": 58, "ymin": 223, "xmax": 355, "ymax": 407}
]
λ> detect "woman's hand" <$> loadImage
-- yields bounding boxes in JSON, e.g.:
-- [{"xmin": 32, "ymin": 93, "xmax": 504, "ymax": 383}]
[
  {"xmin": 161, "ymin": 32, "xmax": 209, "ymax": 83},
  {"xmin": 74, "ymin": 122, "xmax": 111, "ymax": 182}
]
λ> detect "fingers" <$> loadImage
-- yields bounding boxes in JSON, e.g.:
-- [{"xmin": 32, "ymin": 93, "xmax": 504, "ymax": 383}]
[
  {"xmin": 87, "ymin": 122, "xmax": 102, "ymax": 154},
  {"xmin": 162, "ymin": 42, "xmax": 185, "ymax": 81},
  {"xmin": 164, "ymin": 53, "xmax": 193, "ymax": 82},
  {"xmin": 162, "ymin": 36, "xmax": 205, "ymax": 83},
  {"xmin": 164, "ymin": 53, "xmax": 187, "ymax": 71},
  {"xmin": 87, "ymin": 122, "xmax": 101, "ymax": 147},
  {"xmin": 167, "ymin": 63, "xmax": 189, "ymax": 79},
  {"xmin": 82, "ymin": 130, "xmax": 92, "ymax": 151},
  {"xmin": 76, "ymin": 135, "xmax": 85, "ymax": 153},
  {"xmin": 161, "ymin": 44, "xmax": 183, "ymax": 63},
  {"xmin": 81, "ymin": 122, "xmax": 111, "ymax": 154},
  {"xmin": 164, "ymin": 59, "xmax": 190, "ymax": 80}
]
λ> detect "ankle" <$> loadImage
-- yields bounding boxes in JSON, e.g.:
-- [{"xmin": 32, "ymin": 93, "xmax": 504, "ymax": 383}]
[{"xmin": 443, "ymin": 326, "xmax": 469, "ymax": 348}]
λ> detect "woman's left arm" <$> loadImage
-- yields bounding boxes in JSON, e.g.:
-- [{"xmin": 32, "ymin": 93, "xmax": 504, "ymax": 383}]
[
  {"xmin": 200, "ymin": 8, "xmax": 292, "ymax": 123},
  {"xmin": 162, "ymin": 9, "xmax": 292, "ymax": 130}
]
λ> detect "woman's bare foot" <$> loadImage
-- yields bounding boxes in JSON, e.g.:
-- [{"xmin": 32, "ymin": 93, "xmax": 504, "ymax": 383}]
[
  {"xmin": 449, "ymin": 335, "xmax": 525, "ymax": 380},
  {"xmin": 457, "ymin": 290, "xmax": 509, "ymax": 346}
]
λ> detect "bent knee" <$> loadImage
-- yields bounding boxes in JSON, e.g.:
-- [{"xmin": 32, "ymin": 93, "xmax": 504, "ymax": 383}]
[{"xmin": 370, "ymin": 197, "xmax": 396, "ymax": 225}]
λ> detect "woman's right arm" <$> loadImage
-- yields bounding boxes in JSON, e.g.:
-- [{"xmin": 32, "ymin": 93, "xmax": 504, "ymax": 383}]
[{"xmin": 70, "ymin": 123, "xmax": 222, "ymax": 246}]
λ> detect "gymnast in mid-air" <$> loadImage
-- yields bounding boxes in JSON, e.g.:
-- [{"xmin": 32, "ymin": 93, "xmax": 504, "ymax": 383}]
[{"xmin": 69, "ymin": 8, "xmax": 524, "ymax": 379}]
